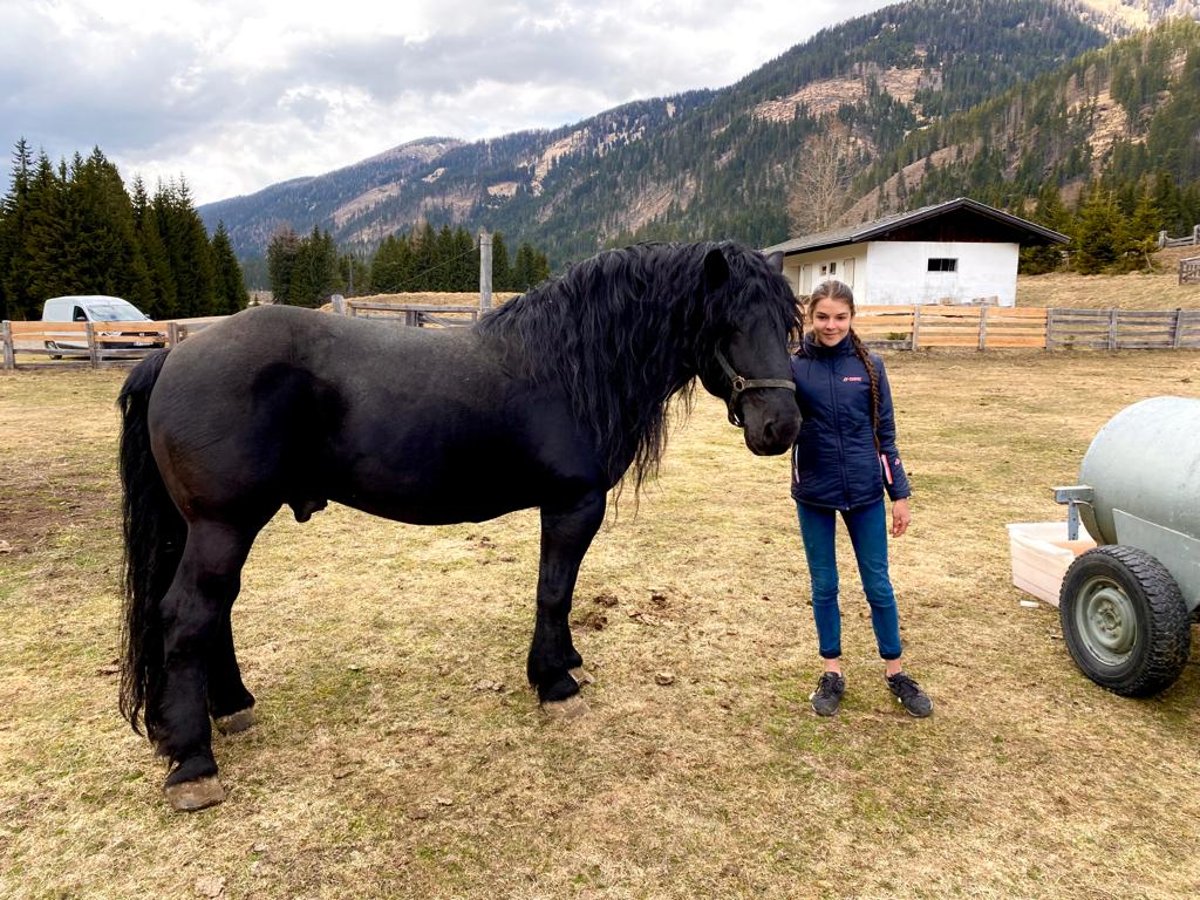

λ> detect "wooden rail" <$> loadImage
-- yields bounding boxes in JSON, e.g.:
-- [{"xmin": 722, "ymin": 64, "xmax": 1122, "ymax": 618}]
[
  {"xmin": 5, "ymin": 304, "xmax": 1200, "ymax": 370},
  {"xmin": 1180, "ymin": 256, "xmax": 1200, "ymax": 285},
  {"xmin": 344, "ymin": 302, "xmax": 480, "ymax": 327},
  {"xmin": 1, "ymin": 317, "xmax": 225, "ymax": 369}
]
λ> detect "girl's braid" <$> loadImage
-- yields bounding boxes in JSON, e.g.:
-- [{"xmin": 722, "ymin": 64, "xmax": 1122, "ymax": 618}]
[{"xmin": 849, "ymin": 328, "xmax": 882, "ymax": 458}]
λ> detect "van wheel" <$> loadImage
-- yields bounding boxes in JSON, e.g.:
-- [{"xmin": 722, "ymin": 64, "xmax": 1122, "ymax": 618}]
[{"xmin": 44, "ymin": 341, "xmax": 62, "ymax": 360}]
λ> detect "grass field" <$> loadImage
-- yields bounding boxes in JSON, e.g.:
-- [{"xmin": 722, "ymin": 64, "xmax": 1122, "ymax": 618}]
[{"xmin": 2, "ymin": 345, "xmax": 1199, "ymax": 899}]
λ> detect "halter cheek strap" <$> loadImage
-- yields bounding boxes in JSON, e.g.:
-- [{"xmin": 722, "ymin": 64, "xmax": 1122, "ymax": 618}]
[{"xmin": 714, "ymin": 348, "xmax": 796, "ymax": 428}]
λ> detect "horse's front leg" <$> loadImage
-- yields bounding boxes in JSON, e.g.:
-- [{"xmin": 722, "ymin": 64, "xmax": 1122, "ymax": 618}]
[{"xmin": 528, "ymin": 490, "xmax": 605, "ymax": 713}]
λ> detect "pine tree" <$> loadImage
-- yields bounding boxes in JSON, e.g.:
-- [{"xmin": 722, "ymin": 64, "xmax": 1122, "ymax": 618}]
[
  {"xmin": 267, "ymin": 227, "xmax": 300, "ymax": 304},
  {"xmin": 1020, "ymin": 182, "xmax": 1071, "ymax": 274},
  {"xmin": 0, "ymin": 138, "xmax": 34, "ymax": 319},
  {"xmin": 22, "ymin": 153, "xmax": 71, "ymax": 307},
  {"xmin": 1074, "ymin": 185, "xmax": 1123, "ymax": 275},
  {"xmin": 491, "ymin": 231, "xmax": 512, "ymax": 292},
  {"xmin": 131, "ymin": 176, "xmax": 177, "ymax": 318},
  {"xmin": 370, "ymin": 234, "xmax": 414, "ymax": 292},
  {"xmin": 155, "ymin": 179, "xmax": 214, "ymax": 316},
  {"xmin": 210, "ymin": 221, "xmax": 248, "ymax": 314}
]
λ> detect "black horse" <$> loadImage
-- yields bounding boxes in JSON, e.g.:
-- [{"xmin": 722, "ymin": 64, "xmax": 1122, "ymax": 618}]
[{"xmin": 118, "ymin": 241, "xmax": 801, "ymax": 810}]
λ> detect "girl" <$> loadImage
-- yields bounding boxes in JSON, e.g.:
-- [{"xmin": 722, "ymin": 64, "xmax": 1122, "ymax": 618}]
[{"xmin": 790, "ymin": 279, "xmax": 932, "ymax": 717}]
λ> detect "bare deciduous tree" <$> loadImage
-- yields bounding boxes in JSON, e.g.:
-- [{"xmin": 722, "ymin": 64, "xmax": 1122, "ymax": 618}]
[{"xmin": 787, "ymin": 129, "xmax": 854, "ymax": 234}]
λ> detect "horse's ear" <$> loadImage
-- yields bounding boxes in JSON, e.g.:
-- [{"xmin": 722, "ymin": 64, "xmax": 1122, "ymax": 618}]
[
  {"xmin": 764, "ymin": 251, "xmax": 784, "ymax": 274},
  {"xmin": 703, "ymin": 247, "xmax": 730, "ymax": 293}
]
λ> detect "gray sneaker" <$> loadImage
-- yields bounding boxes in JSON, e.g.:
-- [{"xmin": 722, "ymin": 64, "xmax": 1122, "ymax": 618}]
[
  {"xmin": 809, "ymin": 672, "xmax": 845, "ymax": 716},
  {"xmin": 886, "ymin": 672, "xmax": 933, "ymax": 717}
]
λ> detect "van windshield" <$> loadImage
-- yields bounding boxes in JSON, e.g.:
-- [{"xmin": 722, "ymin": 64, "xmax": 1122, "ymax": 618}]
[{"xmin": 89, "ymin": 302, "xmax": 148, "ymax": 321}]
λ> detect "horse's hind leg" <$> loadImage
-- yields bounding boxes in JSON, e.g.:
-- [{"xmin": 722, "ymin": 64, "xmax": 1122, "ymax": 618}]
[
  {"xmin": 208, "ymin": 607, "xmax": 257, "ymax": 735},
  {"xmin": 157, "ymin": 519, "xmax": 256, "ymax": 810},
  {"xmin": 528, "ymin": 491, "xmax": 605, "ymax": 714}
]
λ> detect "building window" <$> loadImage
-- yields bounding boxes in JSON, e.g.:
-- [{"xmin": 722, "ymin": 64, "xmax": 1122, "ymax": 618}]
[
  {"xmin": 829, "ymin": 261, "xmax": 837, "ymax": 275},
  {"xmin": 928, "ymin": 258, "xmax": 957, "ymax": 272}
]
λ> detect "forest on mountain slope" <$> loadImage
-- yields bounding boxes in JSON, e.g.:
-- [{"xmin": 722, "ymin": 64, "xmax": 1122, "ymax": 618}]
[{"xmin": 200, "ymin": 0, "xmax": 1116, "ymax": 269}]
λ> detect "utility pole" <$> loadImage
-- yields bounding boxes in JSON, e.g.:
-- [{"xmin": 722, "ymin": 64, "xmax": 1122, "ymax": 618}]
[{"xmin": 479, "ymin": 229, "xmax": 493, "ymax": 310}]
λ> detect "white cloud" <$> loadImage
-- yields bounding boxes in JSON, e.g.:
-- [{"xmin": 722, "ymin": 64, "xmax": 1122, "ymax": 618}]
[{"xmin": 0, "ymin": 0, "xmax": 895, "ymax": 204}]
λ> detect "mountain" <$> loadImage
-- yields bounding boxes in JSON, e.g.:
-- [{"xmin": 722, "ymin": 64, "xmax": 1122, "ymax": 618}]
[
  {"xmin": 849, "ymin": 16, "xmax": 1200, "ymax": 225},
  {"xmin": 200, "ymin": 0, "xmax": 1143, "ymax": 267}
]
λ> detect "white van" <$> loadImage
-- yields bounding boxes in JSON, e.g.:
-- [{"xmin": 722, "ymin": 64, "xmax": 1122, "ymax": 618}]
[{"xmin": 41, "ymin": 295, "xmax": 161, "ymax": 355}]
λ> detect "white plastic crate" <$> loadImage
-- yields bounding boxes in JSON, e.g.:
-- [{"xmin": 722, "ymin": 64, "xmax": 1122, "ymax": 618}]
[{"xmin": 1006, "ymin": 521, "xmax": 1097, "ymax": 607}]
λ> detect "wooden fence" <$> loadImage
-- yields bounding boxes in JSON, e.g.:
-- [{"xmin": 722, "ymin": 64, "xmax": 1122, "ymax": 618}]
[
  {"xmin": 1159, "ymin": 225, "xmax": 1200, "ymax": 248},
  {"xmin": 5, "ymin": 304, "xmax": 1200, "ymax": 370},
  {"xmin": 850, "ymin": 305, "xmax": 1200, "ymax": 350},
  {"xmin": 341, "ymin": 300, "xmax": 480, "ymax": 327},
  {"xmin": 1, "ymin": 317, "xmax": 225, "ymax": 369}
]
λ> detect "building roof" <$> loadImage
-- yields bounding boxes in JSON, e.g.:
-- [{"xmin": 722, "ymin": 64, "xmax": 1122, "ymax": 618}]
[{"xmin": 763, "ymin": 197, "xmax": 1069, "ymax": 256}]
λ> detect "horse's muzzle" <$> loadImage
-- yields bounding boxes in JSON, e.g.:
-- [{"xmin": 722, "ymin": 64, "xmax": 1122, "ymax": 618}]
[{"xmin": 741, "ymin": 390, "xmax": 801, "ymax": 455}]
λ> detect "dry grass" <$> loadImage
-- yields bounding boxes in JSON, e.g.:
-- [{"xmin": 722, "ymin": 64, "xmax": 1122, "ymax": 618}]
[
  {"xmin": 1018, "ymin": 246, "xmax": 1200, "ymax": 309},
  {"xmin": 2, "ymin": 348, "xmax": 1200, "ymax": 900}
]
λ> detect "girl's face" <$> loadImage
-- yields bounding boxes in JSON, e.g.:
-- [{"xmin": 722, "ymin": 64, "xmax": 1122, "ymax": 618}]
[{"xmin": 810, "ymin": 296, "xmax": 853, "ymax": 346}]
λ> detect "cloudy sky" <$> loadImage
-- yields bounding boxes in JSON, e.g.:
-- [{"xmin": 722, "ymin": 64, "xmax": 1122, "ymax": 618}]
[{"xmin": 2, "ymin": 0, "xmax": 895, "ymax": 205}]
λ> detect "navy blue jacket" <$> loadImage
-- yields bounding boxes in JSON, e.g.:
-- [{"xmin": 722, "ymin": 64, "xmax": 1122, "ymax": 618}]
[{"xmin": 790, "ymin": 334, "xmax": 911, "ymax": 510}]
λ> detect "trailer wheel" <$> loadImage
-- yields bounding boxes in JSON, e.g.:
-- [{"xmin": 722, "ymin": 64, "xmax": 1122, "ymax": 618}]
[{"xmin": 1059, "ymin": 545, "xmax": 1191, "ymax": 697}]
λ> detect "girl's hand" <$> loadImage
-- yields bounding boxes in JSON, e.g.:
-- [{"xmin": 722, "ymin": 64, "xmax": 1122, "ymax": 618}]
[{"xmin": 891, "ymin": 498, "xmax": 911, "ymax": 537}]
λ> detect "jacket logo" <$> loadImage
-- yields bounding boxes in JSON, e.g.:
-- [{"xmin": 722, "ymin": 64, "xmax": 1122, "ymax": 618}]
[{"xmin": 842, "ymin": 376, "xmax": 863, "ymax": 382}]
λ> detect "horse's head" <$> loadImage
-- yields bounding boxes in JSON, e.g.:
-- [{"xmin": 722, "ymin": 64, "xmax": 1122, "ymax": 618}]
[{"xmin": 696, "ymin": 247, "xmax": 801, "ymax": 456}]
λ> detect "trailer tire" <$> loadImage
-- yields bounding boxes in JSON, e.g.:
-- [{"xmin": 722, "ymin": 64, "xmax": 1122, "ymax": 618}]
[{"xmin": 1059, "ymin": 545, "xmax": 1191, "ymax": 697}]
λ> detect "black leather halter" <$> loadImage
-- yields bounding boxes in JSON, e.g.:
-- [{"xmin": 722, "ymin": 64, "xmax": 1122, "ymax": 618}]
[{"xmin": 715, "ymin": 348, "xmax": 796, "ymax": 427}]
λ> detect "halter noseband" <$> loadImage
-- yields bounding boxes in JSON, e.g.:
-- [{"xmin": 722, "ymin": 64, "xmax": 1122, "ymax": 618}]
[{"xmin": 714, "ymin": 348, "xmax": 796, "ymax": 428}]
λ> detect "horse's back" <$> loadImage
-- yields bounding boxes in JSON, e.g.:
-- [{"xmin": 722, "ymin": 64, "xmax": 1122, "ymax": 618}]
[{"xmin": 146, "ymin": 305, "xmax": 599, "ymax": 525}]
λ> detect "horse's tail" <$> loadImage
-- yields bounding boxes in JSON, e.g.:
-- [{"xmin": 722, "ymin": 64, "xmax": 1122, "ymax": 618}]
[{"xmin": 118, "ymin": 349, "xmax": 185, "ymax": 738}]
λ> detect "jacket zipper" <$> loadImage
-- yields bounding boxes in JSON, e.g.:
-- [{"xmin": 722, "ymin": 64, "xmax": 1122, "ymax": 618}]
[{"xmin": 828, "ymin": 354, "xmax": 851, "ymax": 510}]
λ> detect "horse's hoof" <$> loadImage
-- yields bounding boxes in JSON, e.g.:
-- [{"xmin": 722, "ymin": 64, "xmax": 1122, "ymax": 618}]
[
  {"xmin": 569, "ymin": 667, "xmax": 595, "ymax": 686},
  {"xmin": 542, "ymin": 694, "xmax": 589, "ymax": 720},
  {"xmin": 164, "ymin": 776, "xmax": 225, "ymax": 812},
  {"xmin": 214, "ymin": 707, "xmax": 257, "ymax": 735}
]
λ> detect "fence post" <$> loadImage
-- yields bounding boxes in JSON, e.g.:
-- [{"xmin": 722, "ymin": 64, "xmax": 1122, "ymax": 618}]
[
  {"xmin": 1159, "ymin": 230, "xmax": 1169, "ymax": 249},
  {"xmin": 978, "ymin": 306, "xmax": 989, "ymax": 351},
  {"xmin": 86, "ymin": 322, "xmax": 99, "ymax": 368},
  {"xmin": 1107, "ymin": 309, "xmax": 1118, "ymax": 351},
  {"xmin": 2, "ymin": 321, "xmax": 14, "ymax": 370},
  {"xmin": 1173, "ymin": 308, "xmax": 1183, "ymax": 349},
  {"xmin": 168, "ymin": 321, "xmax": 181, "ymax": 347},
  {"xmin": 1193, "ymin": 224, "xmax": 1200, "ymax": 245},
  {"xmin": 479, "ymin": 229, "xmax": 493, "ymax": 311},
  {"xmin": 330, "ymin": 294, "xmax": 346, "ymax": 315},
  {"xmin": 911, "ymin": 305, "xmax": 922, "ymax": 351}
]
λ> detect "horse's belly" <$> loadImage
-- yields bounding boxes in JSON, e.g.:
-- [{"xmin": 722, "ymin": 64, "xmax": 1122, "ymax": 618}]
[{"xmin": 331, "ymin": 485, "xmax": 534, "ymax": 526}]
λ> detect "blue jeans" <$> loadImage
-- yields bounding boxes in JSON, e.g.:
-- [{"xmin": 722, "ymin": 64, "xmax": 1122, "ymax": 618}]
[{"xmin": 796, "ymin": 498, "xmax": 903, "ymax": 661}]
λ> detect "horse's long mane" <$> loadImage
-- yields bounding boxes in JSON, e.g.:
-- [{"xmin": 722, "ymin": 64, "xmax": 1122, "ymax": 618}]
[{"xmin": 475, "ymin": 241, "xmax": 798, "ymax": 494}]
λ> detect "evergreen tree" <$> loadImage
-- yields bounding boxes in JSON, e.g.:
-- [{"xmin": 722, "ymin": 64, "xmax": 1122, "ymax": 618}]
[
  {"xmin": 491, "ymin": 231, "xmax": 512, "ymax": 292},
  {"xmin": 210, "ymin": 221, "xmax": 248, "ymax": 314},
  {"xmin": 1074, "ymin": 185, "xmax": 1123, "ymax": 274},
  {"xmin": 370, "ymin": 234, "xmax": 414, "ymax": 292},
  {"xmin": 131, "ymin": 175, "xmax": 177, "ymax": 318},
  {"xmin": 452, "ymin": 226, "xmax": 477, "ymax": 292},
  {"xmin": 155, "ymin": 179, "xmax": 214, "ymax": 316},
  {"xmin": 22, "ymin": 153, "xmax": 71, "ymax": 307},
  {"xmin": 0, "ymin": 138, "xmax": 34, "ymax": 319},
  {"xmin": 267, "ymin": 227, "xmax": 300, "ymax": 304},
  {"xmin": 1020, "ymin": 182, "xmax": 1071, "ymax": 274},
  {"xmin": 288, "ymin": 225, "xmax": 338, "ymax": 307},
  {"xmin": 512, "ymin": 242, "xmax": 550, "ymax": 290}
]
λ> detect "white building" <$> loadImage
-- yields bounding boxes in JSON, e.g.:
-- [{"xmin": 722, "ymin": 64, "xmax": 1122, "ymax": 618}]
[{"xmin": 763, "ymin": 197, "xmax": 1068, "ymax": 307}]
